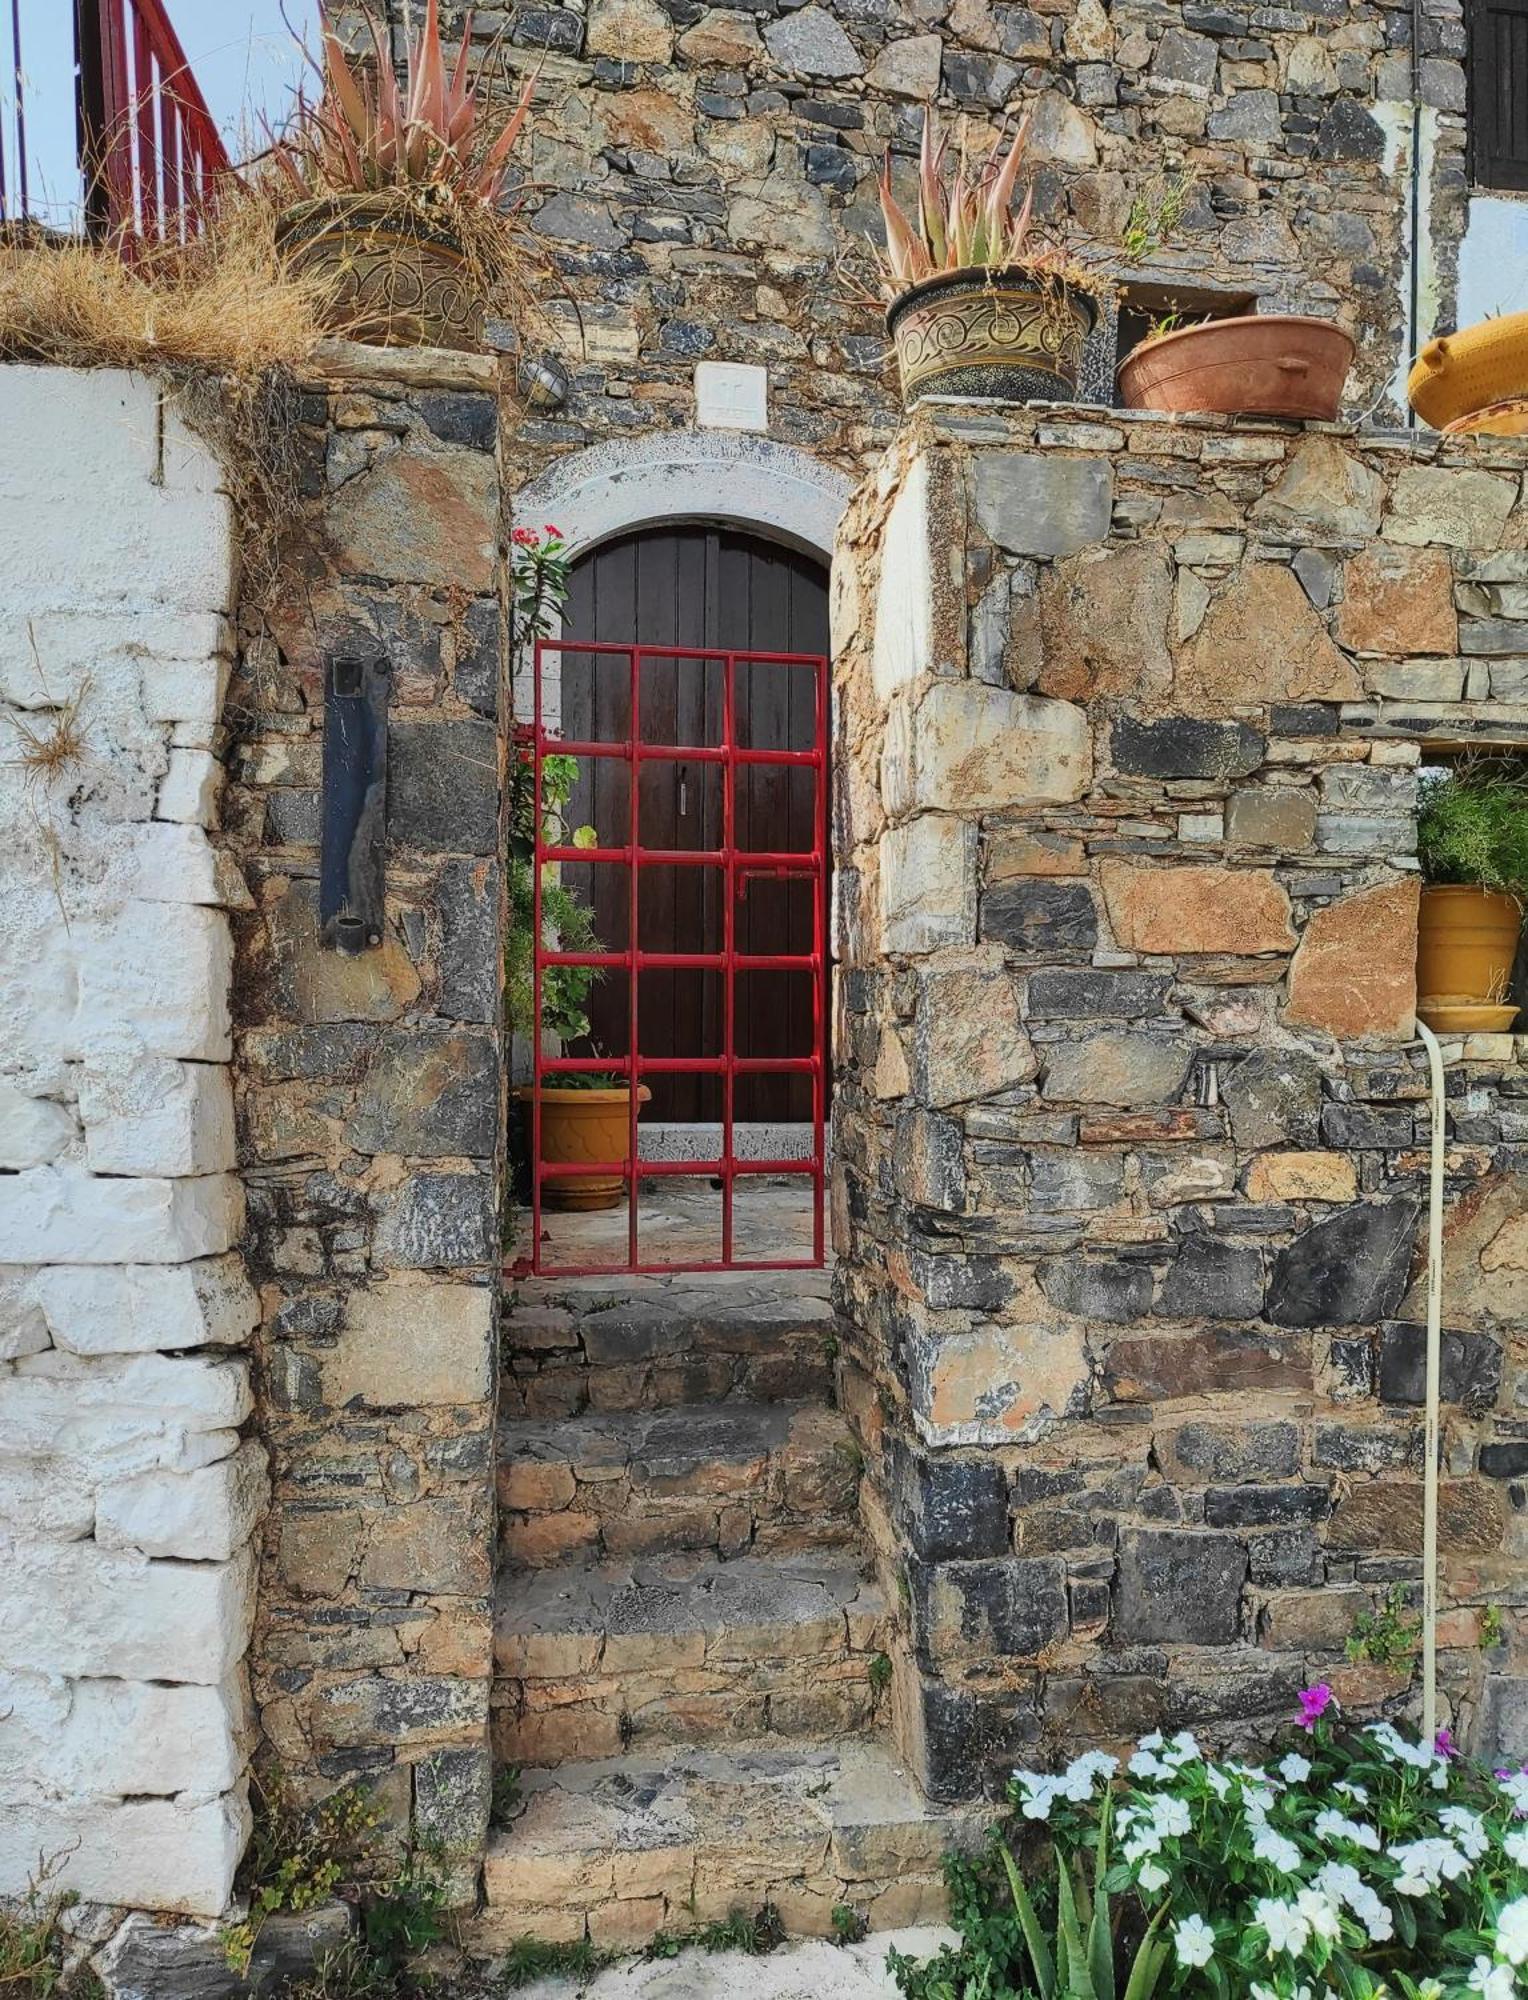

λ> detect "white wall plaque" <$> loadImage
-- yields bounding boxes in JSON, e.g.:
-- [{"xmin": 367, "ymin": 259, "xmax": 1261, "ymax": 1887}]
[{"xmin": 695, "ymin": 361, "xmax": 769, "ymax": 433}]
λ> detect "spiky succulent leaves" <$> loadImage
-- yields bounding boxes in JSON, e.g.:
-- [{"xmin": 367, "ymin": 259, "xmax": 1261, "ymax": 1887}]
[
  {"xmin": 877, "ymin": 152, "xmax": 932, "ymax": 286},
  {"xmin": 1055, "ymin": 1859, "xmax": 1097, "ymax": 2000},
  {"xmin": 918, "ymin": 111, "xmax": 948, "ymax": 269},
  {"xmin": 1086, "ymin": 1796, "xmax": 1114, "ymax": 2000},
  {"xmin": 475, "ymin": 72, "xmax": 537, "ymax": 203},
  {"xmin": 999, "ymin": 1843, "xmax": 1055, "ymax": 2000}
]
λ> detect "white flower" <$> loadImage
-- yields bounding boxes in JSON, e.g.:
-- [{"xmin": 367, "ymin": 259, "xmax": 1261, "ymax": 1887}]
[
  {"xmin": 1501, "ymin": 1773, "xmax": 1528, "ymax": 1818},
  {"xmin": 1505, "ymin": 1828, "xmax": 1528, "ymax": 1867},
  {"xmin": 1129, "ymin": 1749, "xmax": 1168, "ymax": 1780},
  {"xmin": 1137, "ymin": 1859, "xmax": 1169, "ymax": 1894},
  {"xmin": 1279, "ymin": 1752, "xmax": 1313, "ymax": 1785},
  {"xmin": 1389, "ymin": 1837, "xmax": 1471, "ymax": 1896},
  {"xmin": 1164, "ymin": 1730, "xmax": 1202, "ymax": 1768},
  {"xmin": 1174, "ymin": 1915, "xmax": 1215, "ymax": 1969},
  {"xmin": 1443, "ymin": 1807, "xmax": 1491, "ymax": 1860},
  {"xmin": 1499, "ymin": 1898, "xmax": 1528, "ymax": 1967},
  {"xmin": 1469, "ymin": 1957, "xmax": 1517, "ymax": 2000},
  {"xmin": 1294, "ymin": 1889, "xmax": 1341, "ymax": 1946},
  {"xmin": 1250, "ymin": 1986, "xmax": 1280, "ymax": 2000},
  {"xmin": 1059, "ymin": 1751, "xmax": 1116, "ymax": 1803},
  {"xmin": 1014, "ymin": 1772, "xmax": 1060, "ymax": 1822},
  {"xmin": 1256, "ymin": 1897, "xmax": 1311, "ymax": 1957},
  {"xmin": 1313, "ymin": 1808, "xmax": 1381, "ymax": 1853},
  {"xmin": 1314, "ymin": 1862, "xmax": 1394, "ymax": 1945},
  {"xmin": 1333, "ymin": 1780, "xmax": 1370, "ymax": 1806},
  {"xmin": 1252, "ymin": 1825, "xmax": 1304, "ymax": 1875},
  {"xmin": 1206, "ymin": 1764, "xmax": 1231, "ymax": 1800},
  {"xmin": 1150, "ymin": 1794, "xmax": 1192, "ymax": 1839}
]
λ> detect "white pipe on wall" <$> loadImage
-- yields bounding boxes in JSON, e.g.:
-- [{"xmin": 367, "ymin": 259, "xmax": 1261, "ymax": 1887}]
[{"xmin": 1416, "ymin": 1018, "xmax": 1448, "ymax": 1746}]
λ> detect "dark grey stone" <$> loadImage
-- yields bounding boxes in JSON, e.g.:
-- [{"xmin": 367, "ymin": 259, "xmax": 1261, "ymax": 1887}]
[
  {"xmin": 1203, "ymin": 1484, "xmax": 1330, "ymax": 1528},
  {"xmin": 388, "ymin": 719, "xmax": 499, "ymax": 855},
  {"xmin": 512, "ymin": 4, "xmax": 585, "ymax": 47},
  {"xmin": 1316, "ymin": 96, "xmax": 1386, "ymax": 159},
  {"xmin": 375, "ymin": 1172, "xmax": 497, "ymax": 1268},
  {"xmin": 1480, "ymin": 1440, "xmax": 1528, "ymax": 1479},
  {"xmin": 1165, "ymin": 1421, "xmax": 1302, "ymax": 1482},
  {"xmin": 907, "ymin": 1671, "xmax": 1040, "ymax": 1802},
  {"xmin": 437, "ymin": 858, "xmax": 499, "ymax": 1025},
  {"xmin": 1313, "ymin": 1421, "xmax": 1422, "ymax": 1473},
  {"xmin": 1248, "ymin": 1528, "xmax": 1324, "ymax": 1587},
  {"xmin": 1157, "ymin": 1238, "xmax": 1264, "ymax": 1320},
  {"xmin": 658, "ymin": 318, "xmax": 715, "ymax": 355},
  {"xmin": 413, "ymin": 392, "xmax": 497, "ymax": 452},
  {"xmin": 1222, "ymin": 1048, "xmax": 1324, "ymax": 1148},
  {"xmin": 413, "ymin": 1744, "xmax": 494, "ymax": 1855},
  {"xmin": 532, "ymin": 192, "xmax": 629, "ymax": 250},
  {"xmin": 980, "ymin": 879, "xmax": 1098, "ymax": 955},
  {"xmin": 895, "ymin": 1106, "xmax": 967, "ymax": 1212},
  {"xmin": 1153, "ymin": 23, "xmax": 1218, "ymax": 86},
  {"xmin": 942, "ymin": 50, "xmax": 1021, "ymax": 104},
  {"xmin": 265, "ymin": 788, "xmax": 322, "ymax": 846},
  {"xmin": 1378, "ymin": 1322, "xmax": 1504, "ymax": 1407},
  {"xmin": 1113, "ymin": 1528, "xmax": 1248, "ymax": 1645},
  {"xmin": 1026, "ymin": 968, "xmax": 1172, "ymax": 1019},
  {"xmin": 892, "ymin": 1443, "xmax": 1011, "ymax": 1561},
  {"xmin": 1112, "ymin": 716, "xmax": 1265, "ymax": 781},
  {"xmin": 1266, "ymin": 1199, "xmax": 1420, "ymax": 1329},
  {"xmin": 1476, "ymin": 1675, "xmax": 1528, "ymax": 1767},
  {"xmin": 1040, "ymin": 1255, "xmax": 1155, "ymax": 1322},
  {"xmin": 906, "ymin": 1249, "xmax": 1013, "ymax": 1312},
  {"xmin": 246, "ymin": 1025, "xmax": 380, "ymax": 1083},
  {"xmin": 918, "ymin": 1556, "xmax": 1069, "ymax": 1658},
  {"xmin": 348, "ymin": 1027, "xmax": 499, "ymax": 1158},
  {"xmin": 452, "ymin": 597, "xmax": 501, "ymax": 718},
  {"xmin": 100, "ymin": 1905, "xmax": 353, "ymax": 2000}
]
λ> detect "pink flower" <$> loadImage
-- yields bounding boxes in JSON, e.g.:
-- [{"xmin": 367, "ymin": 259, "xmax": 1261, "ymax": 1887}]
[
  {"xmin": 543, "ymin": 522, "xmax": 565, "ymax": 538},
  {"xmin": 512, "ymin": 526, "xmax": 541, "ymax": 547},
  {"xmin": 1297, "ymin": 1684, "xmax": 1335, "ymax": 1732},
  {"xmin": 1436, "ymin": 1728, "xmax": 1459, "ymax": 1760}
]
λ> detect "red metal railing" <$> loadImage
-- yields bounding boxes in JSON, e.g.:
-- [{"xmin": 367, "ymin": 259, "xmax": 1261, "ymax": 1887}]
[
  {"xmin": 527, "ymin": 639, "xmax": 830, "ymax": 1277},
  {"xmin": 2, "ymin": 0, "xmax": 228, "ymax": 244}
]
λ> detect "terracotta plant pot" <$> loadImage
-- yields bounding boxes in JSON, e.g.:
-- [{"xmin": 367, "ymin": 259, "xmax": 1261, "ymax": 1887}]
[
  {"xmin": 1407, "ymin": 311, "xmax": 1528, "ymax": 430},
  {"xmin": 275, "ymin": 196, "xmax": 483, "ymax": 353},
  {"xmin": 1416, "ymin": 884, "xmax": 1523, "ymax": 1017},
  {"xmin": 529, "ymin": 1084, "xmax": 652, "ymax": 1212},
  {"xmin": 1117, "ymin": 314, "xmax": 1354, "ymax": 420},
  {"xmin": 1415, "ymin": 999, "xmax": 1521, "ymax": 1034},
  {"xmin": 886, "ymin": 266, "xmax": 1095, "ymax": 408}
]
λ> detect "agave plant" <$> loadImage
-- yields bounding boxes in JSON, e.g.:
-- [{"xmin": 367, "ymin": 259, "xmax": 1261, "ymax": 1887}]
[
  {"xmin": 874, "ymin": 110, "xmax": 1059, "ymax": 296},
  {"xmin": 269, "ymin": 0, "xmax": 535, "ymax": 204}
]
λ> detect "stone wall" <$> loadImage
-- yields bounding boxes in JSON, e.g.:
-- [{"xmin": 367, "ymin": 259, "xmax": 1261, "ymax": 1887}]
[
  {"xmin": 832, "ymin": 400, "xmax": 1528, "ymax": 1801},
  {"xmin": 389, "ymin": 0, "xmax": 1465, "ymax": 455},
  {"xmin": 224, "ymin": 343, "xmax": 510, "ymax": 1895},
  {"xmin": 0, "ymin": 368, "xmax": 258, "ymax": 1916}
]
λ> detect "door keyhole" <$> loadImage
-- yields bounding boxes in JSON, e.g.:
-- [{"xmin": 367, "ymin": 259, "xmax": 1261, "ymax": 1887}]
[{"xmin": 678, "ymin": 771, "xmax": 688, "ymax": 817}]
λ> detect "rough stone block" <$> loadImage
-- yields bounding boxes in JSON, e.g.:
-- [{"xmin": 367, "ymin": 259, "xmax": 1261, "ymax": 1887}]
[
  {"xmin": 0, "ymin": 1086, "xmax": 76, "ymax": 1170},
  {"xmin": 917, "ymin": 1557, "xmax": 1068, "ymax": 1662},
  {"xmin": 374, "ymin": 1171, "xmax": 498, "ymax": 1269},
  {"xmin": 880, "ymin": 817, "xmax": 977, "ymax": 954},
  {"xmin": 1157, "ymin": 1238, "xmax": 1264, "ymax": 1320},
  {"xmin": 30, "ymin": 1253, "xmax": 257, "ymax": 1355},
  {"xmin": 0, "ymin": 1789, "xmax": 249, "ymax": 1918},
  {"xmin": 971, "ymin": 453, "xmax": 1113, "ymax": 559},
  {"xmin": 980, "ymin": 877, "xmax": 1097, "ymax": 955},
  {"xmin": 388, "ymin": 719, "xmax": 500, "ymax": 856},
  {"xmin": 1221, "ymin": 1049, "xmax": 1324, "ymax": 1148},
  {"xmin": 1099, "ymin": 862, "xmax": 1295, "ymax": 956},
  {"xmin": 1385, "ymin": 466, "xmax": 1516, "ymax": 550},
  {"xmin": 885, "ymin": 683, "xmax": 1090, "ymax": 815},
  {"xmin": 0, "ymin": 1166, "xmax": 241, "ymax": 1264},
  {"xmin": 1040, "ymin": 1032, "xmax": 1191, "ymax": 1109},
  {"xmin": 348, "ymin": 1027, "xmax": 498, "ymax": 1157},
  {"xmin": 74, "ymin": 903, "xmax": 233, "ymax": 1061},
  {"xmin": 1286, "ymin": 878, "xmax": 1419, "ymax": 1040},
  {"xmin": 1226, "ymin": 787, "xmax": 1318, "ymax": 849},
  {"xmin": 872, "ymin": 454, "xmax": 933, "ymax": 700},
  {"xmin": 326, "ymin": 438, "xmax": 498, "ymax": 591},
  {"xmin": 0, "ymin": 1668, "xmax": 246, "ymax": 1803},
  {"xmin": 1377, "ymin": 1322, "xmax": 1503, "ymax": 1407},
  {"xmin": 96, "ymin": 1438, "xmax": 268, "ymax": 1561},
  {"xmin": 1267, "ymin": 1199, "xmax": 1420, "ymax": 1328},
  {"xmin": 322, "ymin": 1275, "xmax": 495, "ymax": 1409},
  {"xmin": 78, "ymin": 1054, "xmax": 236, "ymax": 1177},
  {"xmin": 1113, "ymin": 1529, "xmax": 1247, "ymax": 1645},
  {"xmin": 1112, "ymin": 716, "xmax": 1264, "ymax": 781},
  {"xmin": 890, "ymin": 1443, "xmax": 1010, "ymax": 1562},
  {"xmin": 0, "ymin": 1538, "xmax": 255, "ymax": 1682},
  {"xmin": 911, "ymin": 964, "xmax": 1034, "ymax": 1107}
]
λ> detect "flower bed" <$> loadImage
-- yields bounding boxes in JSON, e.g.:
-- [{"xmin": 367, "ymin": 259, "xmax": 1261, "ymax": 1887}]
[{"xmin": 893, "ymin": 1689, "xmax": 1528, "ymax": 2000}]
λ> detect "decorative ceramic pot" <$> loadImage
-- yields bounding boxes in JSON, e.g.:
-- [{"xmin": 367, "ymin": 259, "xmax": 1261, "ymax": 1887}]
[
  {"xmin": 529, "ymin": 1084, "xmax": 652, "ymax": 1211},
  {"xmin": 1443, "ymin": 396, "xmax": 1528, "ymax": 439},
  {"xmin": 1408, "ymin": 311, "xmax": 1528, "ymax": 430},
  {"xmin": 886, "ymin": 266, "xmax": 1095, "ymax": 407},
  {"xmin": 1416, "ymin": 884, "xmax": 1523, "ymax": 1022},
  {"xmin": 1117, "ymin": 314, "xmax": 1354, "ymax": 420},
  {"xmin": 275, "ymin": 196, "xmax": 482, "ymax": 353}
]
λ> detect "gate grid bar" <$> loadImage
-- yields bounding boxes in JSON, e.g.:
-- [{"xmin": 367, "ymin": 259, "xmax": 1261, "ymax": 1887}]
[{"xmin": 527, "ymin": 640, "xmax": 829, "ymax": 1276}]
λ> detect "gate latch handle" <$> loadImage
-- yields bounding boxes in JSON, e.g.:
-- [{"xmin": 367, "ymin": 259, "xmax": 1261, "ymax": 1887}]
[{"xmin": 736, "ymin": 865, "xmax": 798, "ymax": 902}]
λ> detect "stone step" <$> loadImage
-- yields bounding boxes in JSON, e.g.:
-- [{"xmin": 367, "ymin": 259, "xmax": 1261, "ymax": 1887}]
[
  {"xmin": 468, "ymin": 1740, "xmax": 986, "ymax": 1954},
  {"xmin": 493, "ymin": 1553, "xmax": 887, "ymax": 1767},
  {"xmin": 497, "ymin": 1400, "xmax": 863, "ymax": 1567},
  {"xmin": 502, "ymin": 1272, "xmax": 836, "ymax": 1418}
]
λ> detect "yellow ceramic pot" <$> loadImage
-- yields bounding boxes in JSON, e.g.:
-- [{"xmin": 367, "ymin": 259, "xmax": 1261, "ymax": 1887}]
[
  {"xmin": 1416, "ymin": 884, "xmax": 1523, "ymax": 1010},
  {"xmin": 1407, "ymin": 311, "xmax": 1528, "ymax": 430},
  {"xmin": 525, "ymin": 1084, "xmax": 651, "ymax": 1211}
]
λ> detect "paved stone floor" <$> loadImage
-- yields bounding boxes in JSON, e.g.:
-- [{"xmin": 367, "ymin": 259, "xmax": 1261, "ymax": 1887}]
[
  {"xmin": 532, "ymin": 1173, "xmax": 819, "ymax": 1270},
  {"xmin": 501, "ymin": 1926, "xmax": 953, "ymax": 1997}
]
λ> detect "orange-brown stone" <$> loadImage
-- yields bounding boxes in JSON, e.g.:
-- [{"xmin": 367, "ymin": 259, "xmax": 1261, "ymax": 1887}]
[
  {"xmin": 1177, "ymin": 561, "xmax": 1363, "ymax": 713},
  {"xmin": 1284, "ymin": 878, "xmax": 1419, "ymax": 1040},
  {"xmin": 1099, "ymin": 861, "xmax": 1297, "ymax": 956},
  {"xmin": 1335, "ymin": 545, "xmax": 1458, "ymax": 656}
]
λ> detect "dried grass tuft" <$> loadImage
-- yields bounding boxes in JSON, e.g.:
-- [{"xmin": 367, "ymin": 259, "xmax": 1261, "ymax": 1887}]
[{"xmin": 0, "ymin": 194, "xmax": 336, "ymax": 376}]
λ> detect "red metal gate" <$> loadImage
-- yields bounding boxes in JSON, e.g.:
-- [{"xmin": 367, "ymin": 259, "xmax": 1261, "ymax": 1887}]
[{"xmin": 526, "ymin": 638, "xmax": 829, "ymax": 1276}]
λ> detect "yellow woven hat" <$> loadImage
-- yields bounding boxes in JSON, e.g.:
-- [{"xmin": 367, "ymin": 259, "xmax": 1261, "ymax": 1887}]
[{"xmin": 1408, "ymin": 311, "xmax": 1528, "ymax": 429}]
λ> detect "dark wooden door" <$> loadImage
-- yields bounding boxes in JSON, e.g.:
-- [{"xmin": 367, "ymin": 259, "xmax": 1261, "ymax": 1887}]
[{"xmin": 558, "ymin": 526, "xmax": 829, "ymax": 1125}]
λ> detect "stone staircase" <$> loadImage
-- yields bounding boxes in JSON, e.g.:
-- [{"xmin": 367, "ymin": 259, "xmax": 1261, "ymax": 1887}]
[{"xmin": 475, "ymin": 1269, "xmax": 982, "ymax": 1952}]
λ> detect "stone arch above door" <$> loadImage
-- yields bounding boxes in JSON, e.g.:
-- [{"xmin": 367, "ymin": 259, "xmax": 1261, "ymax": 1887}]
[{"xmin": 513, "ymin": 429, "xmax": 854, "ymax": 566}]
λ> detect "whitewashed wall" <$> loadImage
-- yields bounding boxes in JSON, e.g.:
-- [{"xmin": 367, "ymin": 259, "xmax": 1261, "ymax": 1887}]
[{"xmin": 0, "ymin": 366, "xmax": 259, "ymax": 1917}]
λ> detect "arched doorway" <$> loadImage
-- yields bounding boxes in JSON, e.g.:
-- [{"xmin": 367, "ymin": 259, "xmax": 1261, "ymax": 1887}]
[{"xmin": 558, "ymin": 525, "xmax": 829, "ymax": 1132}]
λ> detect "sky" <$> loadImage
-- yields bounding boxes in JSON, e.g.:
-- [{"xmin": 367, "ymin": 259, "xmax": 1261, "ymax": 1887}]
[{"xmin": 4, "ymin": 0, "xmax": 322, "ymax": 226}]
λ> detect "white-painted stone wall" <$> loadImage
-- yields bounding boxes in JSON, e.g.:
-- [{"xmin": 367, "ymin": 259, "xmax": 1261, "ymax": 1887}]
[{"xmin": 0, "ymin": 366, "xmax": 260, "ymax": 1919}]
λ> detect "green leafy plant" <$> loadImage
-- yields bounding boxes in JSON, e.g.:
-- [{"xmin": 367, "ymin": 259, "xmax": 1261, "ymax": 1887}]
[
  {"xmin": 502, "ymin": 1936, "xmax": 614, "ymax": 1986},
  {"xmin": 646, "ymin": 1905, "xmax": 785, "ymax": 1959},
  {"xmin": 507, "ymin": 747, "xmax": 601, "ymax": 1044},
  {"xmin": 1483, "ymin": 1601, "xmax": 1506, "ymax": 1651},
  {"xmin": 868, "ymin": 1650, "xmax": 894, "ymax": 1698},
  {"xmin": 1121, "ymin": 170, "xmax": 1200, "ymax": 265},
  {"xmin": 222, "ymin": 1774, "xmax": 445, "ymax": 1994},
  {"xmin": 1345, "ymin": 1582, "xmax": 1422, "ymax": 1670},
  {"xmin": 0, "ymin": 1859, "xmax": 100, "ymax": 1998},
  {"xmin": 833, "ymin": 1903, "xmax": 870, "ymax": 1946},
  {"xmin": 489, "ymin": 1764, "xmax": 522, "ymax": 1830},
  {"xmin": 1417, "ymin": 764, "xmax": 1528, "ymax": 896},
  {"xmin": 998, "ymin": 1797, "xmax": 1168, "ymax": 2000}
]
